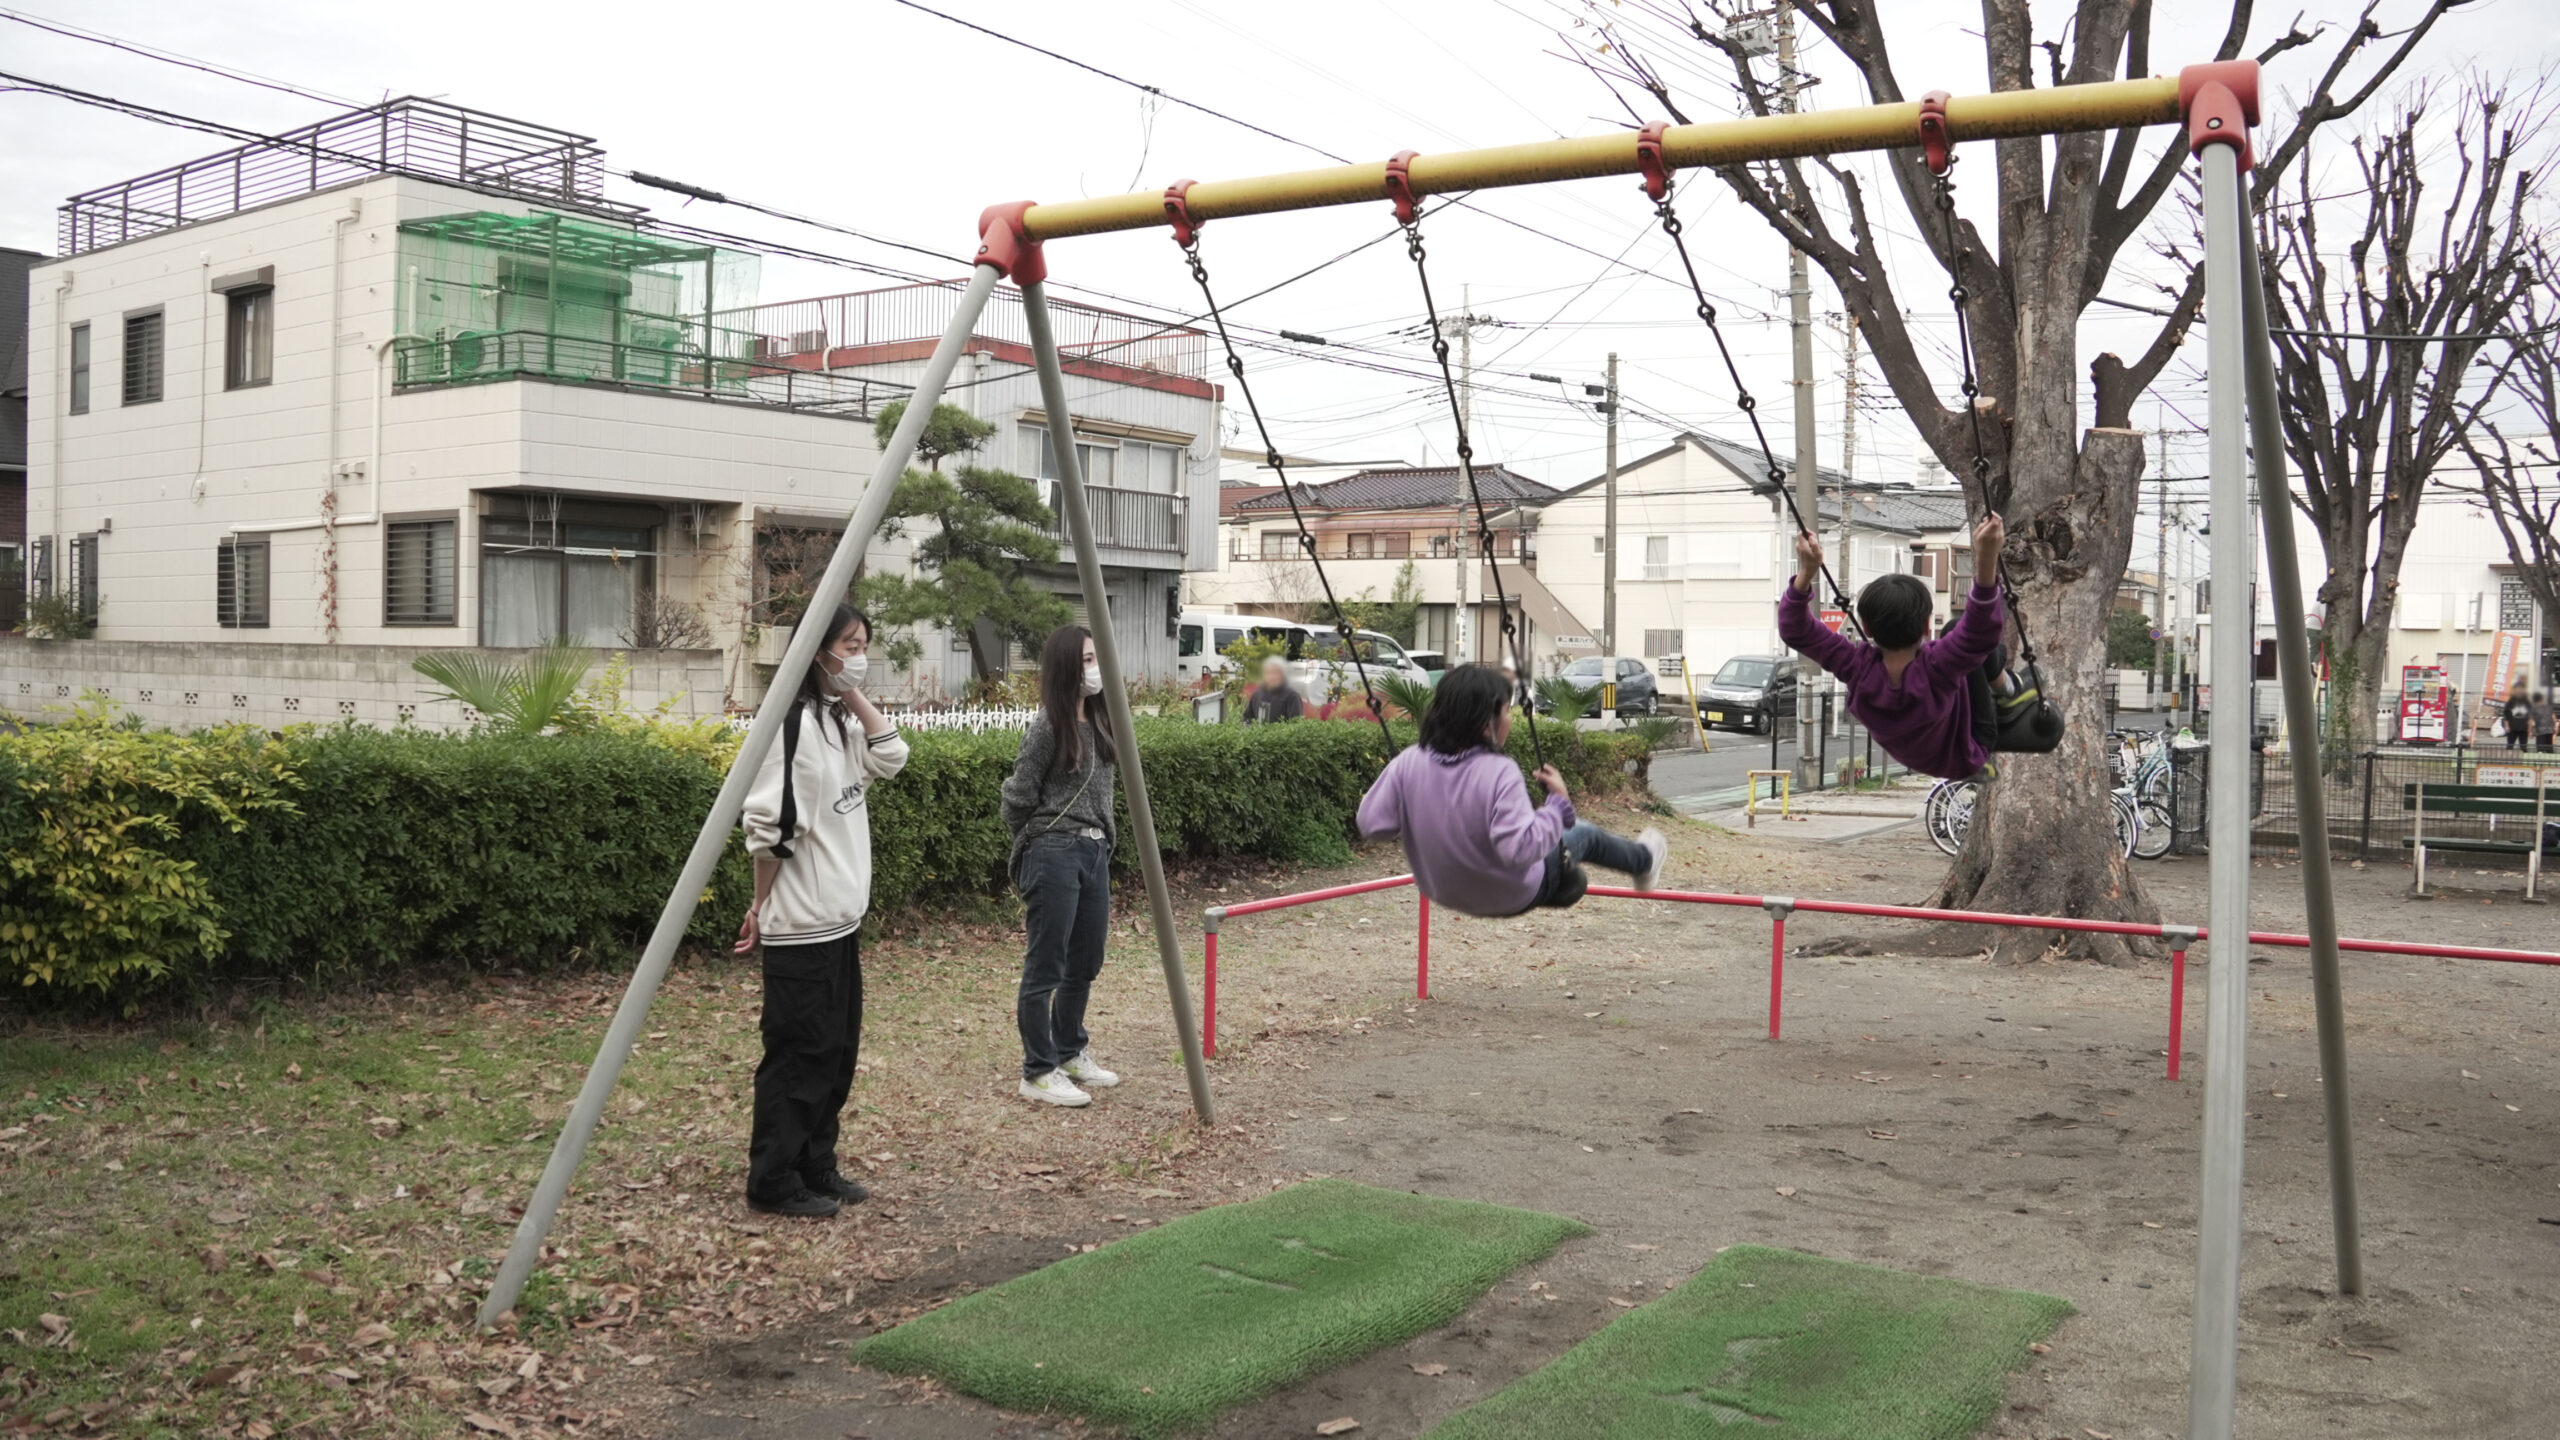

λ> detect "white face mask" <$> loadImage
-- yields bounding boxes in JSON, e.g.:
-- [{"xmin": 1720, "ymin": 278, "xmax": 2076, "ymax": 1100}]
[
  {"xmin": 824, "ymin": 654, "xmax": 867, "ymax": 692},
  {"xmin": 1080, "ymin": 664, "xmax": 1104, "ymax": 696}
]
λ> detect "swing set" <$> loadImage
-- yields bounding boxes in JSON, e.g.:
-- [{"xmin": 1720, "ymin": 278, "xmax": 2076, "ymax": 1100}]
[{"xmin": 482, "ymin": 55, "xmax": 2350, "ymax": 1440}]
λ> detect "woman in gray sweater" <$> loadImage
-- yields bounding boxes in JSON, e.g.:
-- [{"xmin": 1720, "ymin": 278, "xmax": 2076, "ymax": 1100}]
[{"xmin": 1000, "ymin": 625, "xmax": 1123, "ymax": 1107}]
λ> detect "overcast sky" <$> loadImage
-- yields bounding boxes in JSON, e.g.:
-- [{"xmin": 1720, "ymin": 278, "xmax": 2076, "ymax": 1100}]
[{"xmin": 6, "ymin": 0, "xmax": 2552, "ymax": 571}]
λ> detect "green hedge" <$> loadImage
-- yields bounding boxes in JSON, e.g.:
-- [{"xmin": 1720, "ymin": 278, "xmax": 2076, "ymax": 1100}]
[{"xmin": 0, "ymin": 710, "xmax": 1647, "ymax": 1002}]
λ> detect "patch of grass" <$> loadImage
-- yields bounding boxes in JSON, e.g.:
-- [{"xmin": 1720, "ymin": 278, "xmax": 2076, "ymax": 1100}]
[
  {"xmin": 1424, "ymin": 1245, "xmax": 2070, "ymax": 1440},
  {"xmin": 855, "ymin": 1178, "xmax": 1588, "ymax": 1437}
]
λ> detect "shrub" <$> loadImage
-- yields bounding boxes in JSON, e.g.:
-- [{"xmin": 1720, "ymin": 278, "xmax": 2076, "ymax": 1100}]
[{"xmin": 0, "ymin": 707, "xmax": 1652, "ymax": 1004}]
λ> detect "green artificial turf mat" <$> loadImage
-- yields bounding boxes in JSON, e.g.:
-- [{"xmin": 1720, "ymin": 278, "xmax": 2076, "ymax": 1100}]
[
  {"xmin": 853, "ymin": 1178, "xmax": 1587, "ymax": 1436},
  {"xmin": 1424, "ymin": 1244, "xmax": 2071, "ymax": 1440}
]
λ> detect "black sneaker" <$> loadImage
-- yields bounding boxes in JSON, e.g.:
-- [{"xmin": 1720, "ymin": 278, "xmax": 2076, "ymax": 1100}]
[
  {"xmin": 747, "ymin": 1187, "xmax": 841, "ymax": 1218},
  {"xmin": 804, "ymin": 1171, "xmax": 871, "ymax": 1205}
]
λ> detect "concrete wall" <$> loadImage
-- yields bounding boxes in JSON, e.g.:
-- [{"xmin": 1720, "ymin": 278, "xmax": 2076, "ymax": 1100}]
[{"xmin": 0, "ymin": 636, "xmax": 724, "ymax": 732}]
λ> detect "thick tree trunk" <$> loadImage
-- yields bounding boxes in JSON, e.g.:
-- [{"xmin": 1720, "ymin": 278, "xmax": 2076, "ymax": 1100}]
[{"xmin": 1928, "ymin": 427, "xmax": 2160, "ymax": 965}]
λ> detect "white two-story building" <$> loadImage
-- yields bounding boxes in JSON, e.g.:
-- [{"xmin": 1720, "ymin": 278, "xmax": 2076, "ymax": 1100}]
[{"xmin": 10, "ymin": 97, "xmax": 1219, "ymax": 730}]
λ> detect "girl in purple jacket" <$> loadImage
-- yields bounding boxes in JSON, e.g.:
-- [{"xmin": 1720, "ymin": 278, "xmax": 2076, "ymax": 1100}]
[{"xmin": 1357, "ymin": 664, "xmax": 1667, "ymax": 918}]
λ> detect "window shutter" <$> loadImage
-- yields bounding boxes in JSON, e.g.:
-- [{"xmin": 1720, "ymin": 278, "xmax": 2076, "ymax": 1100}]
[
  {"xmin": 122, "ymin": 313, "xmax": 164, "ymax": 404},
  {"xmin": 386, "ymin": 519, "xmax": 458, "ymax": 625}
]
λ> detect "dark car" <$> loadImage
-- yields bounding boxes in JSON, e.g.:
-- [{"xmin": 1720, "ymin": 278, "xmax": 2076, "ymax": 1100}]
[
  {"xmin": 1535, "ymin": 655, "xmax": 1660, "ymax": 716},
  {"xmin": 1698, "ymin": 654, "xmax": 1798, "ymax": 733}
]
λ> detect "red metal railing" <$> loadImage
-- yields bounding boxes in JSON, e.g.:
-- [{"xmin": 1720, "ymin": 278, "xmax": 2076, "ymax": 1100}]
[{"xmin": 1199, "ymin": 876, "xmax": 2560, "ymax": 1073}]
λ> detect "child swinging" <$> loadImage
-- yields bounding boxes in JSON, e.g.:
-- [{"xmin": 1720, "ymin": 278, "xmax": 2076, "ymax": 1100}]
[
  {"xmin": 1358, "ymin": 663, "xmax": 1667, "ymax": 917},
  {"xmin": 1778, "ymin": 512, "xmax": 2042, "ymax": 783}
]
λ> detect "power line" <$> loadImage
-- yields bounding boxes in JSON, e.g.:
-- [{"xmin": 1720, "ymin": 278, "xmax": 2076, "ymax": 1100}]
[{"xmin": 0, "ymin": 6, "xmax": 359, "ymax": 108}]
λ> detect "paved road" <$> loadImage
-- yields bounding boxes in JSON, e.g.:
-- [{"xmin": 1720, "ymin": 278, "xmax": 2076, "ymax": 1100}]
[{"xmin": 1649, "ymin": 733, "xmax": 1803, "ymax": 814}]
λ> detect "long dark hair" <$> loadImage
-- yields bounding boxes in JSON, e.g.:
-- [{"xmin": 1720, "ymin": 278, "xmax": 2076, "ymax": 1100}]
[
  {"xmin": 794, "ymin": 603, "xmax": 869, "ymax": 743},
  {"xmin": 1420, "ymin": 662, "xmax": 1510, "ymax": 756},
  {"xmin": 1037, "ymin": 624, "xmax": 1116, "ymax": 774}
]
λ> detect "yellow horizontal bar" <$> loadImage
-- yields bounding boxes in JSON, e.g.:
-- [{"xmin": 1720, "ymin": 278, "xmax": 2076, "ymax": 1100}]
[{"xmin": 1018, "ymin": 75, "xmax": 2183, "ymax": 243}]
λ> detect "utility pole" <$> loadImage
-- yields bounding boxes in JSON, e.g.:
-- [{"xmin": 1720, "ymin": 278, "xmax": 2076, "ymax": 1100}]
[
  {"xmin": 1602, "ymin": 352, "xmax": 1620, "ymax": 659},
  {"xmin": 1438, "ymin": 286, "xmax": 1501, "ymax": 664},
  {"xmin": 2156, "ymin": 419, "xmax": 2173, "ymax": 710},
  {"xmin": 1781, "ymin": 0, "xmax": 1821, "ymax": 783}
]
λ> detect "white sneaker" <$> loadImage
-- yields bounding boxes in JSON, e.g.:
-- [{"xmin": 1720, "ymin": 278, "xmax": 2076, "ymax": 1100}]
[
  {"xmin": 1633, "ymin": 828, "xmax": 1668, "ymax": 893},
  {"xmin": 1061, "ymin": 1050, "xmax": 1121, "ymax": 1089},
  {"xmin": 1020, "ymin": 1070, "xmax": 1092, "ymax": 1108}
]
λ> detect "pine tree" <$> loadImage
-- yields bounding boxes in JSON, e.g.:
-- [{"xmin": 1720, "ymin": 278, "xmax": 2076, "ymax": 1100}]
[{"xmin": 861, "ymin": 402, "xmax": 1073, "ymax": 682}]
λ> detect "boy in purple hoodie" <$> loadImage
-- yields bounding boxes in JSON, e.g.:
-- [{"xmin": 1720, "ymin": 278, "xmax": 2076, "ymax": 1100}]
[
  {"xmin": 1358, "ymin": 664, "xmax": 1667, "ymax": 918},
  {"xmin": 1777, "ymin": 512, "xmax": 2014, "ymax": 782}
]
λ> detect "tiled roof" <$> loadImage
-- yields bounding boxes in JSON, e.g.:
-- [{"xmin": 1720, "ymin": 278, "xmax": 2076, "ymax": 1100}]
[{"xmin": 1230, "ymin": 464, "xmax": 1560, "ymax": 515}]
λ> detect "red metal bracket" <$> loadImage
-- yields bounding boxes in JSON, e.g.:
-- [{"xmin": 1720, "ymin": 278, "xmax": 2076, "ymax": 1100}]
[
  {"xmin": 1636, "ymin": 122, "xmax": 1673, "ymax": 202},
  {"xmin": 1383, "ymin": 150, "xmax": 1421, "ymax": 226},
  {"xmin": 1917, "ymin": 90, "xmax": 1953, "ymax": 175},
  {"xmin": 1163, "ymin": 179, "xmax": 1203, "ymax": 248},
  {"xmin": 2180, "ymin": 60, "xmax": 2260, "ymax": 172},
  {"xmin": 974, "ymin": 201, "xmax": 1047, "ymax": 286}
]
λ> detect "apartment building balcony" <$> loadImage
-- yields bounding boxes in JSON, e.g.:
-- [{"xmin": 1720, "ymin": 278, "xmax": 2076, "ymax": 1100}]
[
  {"xmin": 393, "ymin": 329, "xmax": 907, "ymax": 418},
  {"xmin": 1043, "ymin": 483, "xmax": 1186, "ymax": 555}
]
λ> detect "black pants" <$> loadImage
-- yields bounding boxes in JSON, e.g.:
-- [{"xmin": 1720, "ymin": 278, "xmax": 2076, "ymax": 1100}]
[
  {"xmin": 1016, "ymin": 832, "xmax": 1111, "ymax": 1080},
  {"xmin": 748, "ymin": 929, "xmax": 862, "ymax": 1204},
  {"xmin": 1967, "ymin": 642, "xmax": 2010, "ymax": 763}
]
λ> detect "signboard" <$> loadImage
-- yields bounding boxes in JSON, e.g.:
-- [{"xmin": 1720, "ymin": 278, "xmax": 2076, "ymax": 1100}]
[
  {"xmin": 1553, "ymin": 634, "xmax": 1594, "ymax": 649},
  {"xmin": 1819, "ymin": 609, "xmax": 1849, "ymax": 634},
  {"xmin": 2477, "ymin": 764, "xmax": 2547, "ymax": 790},
  {"xmin": 2398, "ymin": 664, "xmax": 2449, "ymax": 744}
]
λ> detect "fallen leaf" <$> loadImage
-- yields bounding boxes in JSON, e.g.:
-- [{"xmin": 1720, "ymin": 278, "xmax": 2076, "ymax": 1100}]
[
  {"xmin": 1409, "ymin": 1362, "xmax": 1448, "ymax": 1376},
  {"xmin": 209, "ymin": 1208, "xmax": 248, "ymax": 1227},
  {"xmin": 36, "ymin": 1314, "xmax": 68, "ymax": 1337},
  {"xmin": 245, "ymin": 1423, "xmax": 275, "ymax": 1440},
  {"xmin": 1867, "ymin": 1129, "xmax": 1899, "ymax": 1141},
  {"xmin": 368, "ymin": 1116, "xmax": 405, "ymax": 1138},
  {"xmin": 2142, "ymin": 1221, "xmax": 2164, "ymax": 1230},
  {"xmin": 200, "ymin": 1246, "xmax": 228, "ymax": 1274},
  {"xmin": 479, "ymin": 1377, "xmax": 516, "ymax": 1398},
  {"xmin": 1316, "ymin": 1420, "xmax": 1361, "ymax": 1436},
  {"xmin": 350, "ymin": 1321, "xmax": 395, "ymax": 1347},
  {"xmin": 460, "ymin": 1413, "xmax": 515, "ymax": 1436},
  {"xmin": 1775, "ymin": 1186, "xmax": 1797, "ymax": 1198},
  {"xmin": 2085, "ymin": 1430, "xmax": 2115, "ymax": 1440},
  {"xmin": 1625, "ymin": 1243, "xmax": 1658, "ymax": 1251},
  {"xmin": 284, "ymin": 1062, "xmax": 303, "ymax": 1081},
  {"xmin": 1610, "ymin": 1297, "xmax": 1638, "ymax": 1308},
  {"xmin": 2028, "ymin": 1342, "xmax": 2052, "ymax": 1355},
  {"xmin": 194, "ymin": 1363, "xmax": 241, "ymax": 1390}
]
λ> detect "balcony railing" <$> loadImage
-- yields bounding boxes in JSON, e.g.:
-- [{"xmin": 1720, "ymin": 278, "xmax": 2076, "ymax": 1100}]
[
  {"xmin": 726, "ymin": 281, "xmax": 1212, "ymax": 383},
  {"xmin": 59, "ymin": 98, "xmax": 637, "ymax": 256},
  {"xmin": 394, "ymin": 330, "xmax": 909, "ymax": 417},
  {"xmin": 1048, "ymin": 483, "xmax": 1186, "ymax": 553}
]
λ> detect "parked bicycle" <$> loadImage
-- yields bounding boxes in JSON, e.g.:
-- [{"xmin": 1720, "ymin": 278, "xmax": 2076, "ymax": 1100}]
[{"xmin": 1925, "ymin": 775, "xmax": 2170, "ymax": 862}]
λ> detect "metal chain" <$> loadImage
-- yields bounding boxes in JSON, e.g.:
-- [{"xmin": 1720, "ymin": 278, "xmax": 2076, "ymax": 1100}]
[
  {"xmin": 1397, "ymin": 212, "xmax": 1549, "ymax": 771},
  {"xmin": 1178, "ymin": 236, "xmax": 1400, "ymax": 757},
  {"xmin": 1651, "ymin": 192, "xmax": 1863, "ymax": 636},
  {"xmin": 1928, "ymin": 163, "xmax": 2041, "ymax": 672}
]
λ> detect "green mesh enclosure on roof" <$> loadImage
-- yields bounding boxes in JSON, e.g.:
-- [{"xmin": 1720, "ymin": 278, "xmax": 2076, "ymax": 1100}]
[{"xmin": 393, "ymin": 210, "xmax": 762, "ymax": 393}]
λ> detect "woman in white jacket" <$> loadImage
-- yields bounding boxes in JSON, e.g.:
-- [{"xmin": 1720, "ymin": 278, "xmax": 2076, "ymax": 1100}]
[{"xmin": 735, "ymin": 603, "xmax": 909, "ymax": 1218}]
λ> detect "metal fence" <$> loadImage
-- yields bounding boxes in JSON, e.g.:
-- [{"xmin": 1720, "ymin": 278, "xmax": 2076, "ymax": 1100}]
[
  {"xmin": 393, "ymin": 330, "xmax": 909, "ymax": 416},
  {"xmin": 1798, "ymin": 689, "xmax": 1910, "ymax": 793},
  {"xmin": 2162, "ymin": 742, "xmax": 2557, "ymax": 862}
]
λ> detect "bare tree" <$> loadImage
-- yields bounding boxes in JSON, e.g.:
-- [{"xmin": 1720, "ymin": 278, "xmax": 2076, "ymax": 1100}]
[
  {"xmin": 2462, "ymin": 284, "xmax": 2560, "ymax": 685},
  {"xmin": 621, "ymin": 590, "xmax": 718, "ymax": 651},
  {"xmin": 1559, "ymin": 0, "xmax": 2456, "ymax": 962},
  {"xmin": 2257, "ymin": 78, "xmax": 2545, "ymax": 759}
]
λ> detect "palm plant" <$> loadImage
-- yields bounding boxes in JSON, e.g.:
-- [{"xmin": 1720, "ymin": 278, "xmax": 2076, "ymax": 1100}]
[
  {"xmin": 1630, "ymin": 715, "xmax": 1680, "ymax": 751},
  {"xmin": 1533, "ymin": 675, "xmax": 1599, "ymax": 724},
  {"xmin": 1374, "ymin": 674, "xmax": 1438, "ymax": 723},
  {"xmin": 413, "ymin": 640, "xmax": 595, "ymax": 736}
]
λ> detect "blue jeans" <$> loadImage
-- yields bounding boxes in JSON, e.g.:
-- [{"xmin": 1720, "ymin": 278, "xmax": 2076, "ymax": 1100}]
[
  {"xmin": 1015, "ymin": 831, "xmax": 1111, "ymax": 1080},
  {"xmin": 1526, "ymin": 822, "xmax": 1652, "ymax": 910}
]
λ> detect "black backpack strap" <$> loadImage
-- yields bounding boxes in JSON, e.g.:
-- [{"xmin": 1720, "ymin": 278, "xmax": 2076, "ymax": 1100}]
[{"xmin": 772, "ymin": 700, "xmax": 804, "ymax": 860}]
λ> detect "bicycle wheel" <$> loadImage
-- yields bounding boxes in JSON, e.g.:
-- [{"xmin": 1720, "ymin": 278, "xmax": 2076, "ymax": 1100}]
[
  {"xmin": 1926, "ymin": 780, "xmax": 1976, "ymax": 857},
  {"xmin": 2110, "ymin": 791, "xmax": 2138, "ymax": 860},
  {"xmin": 2133, "ymin": 800, "xmax": 2174, "ymax": 860}
]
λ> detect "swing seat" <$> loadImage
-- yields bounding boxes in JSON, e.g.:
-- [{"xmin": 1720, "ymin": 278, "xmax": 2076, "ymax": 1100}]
[{"xmin": 1992, "ymin": 678, "xmax": 2066, "ymax": 754}]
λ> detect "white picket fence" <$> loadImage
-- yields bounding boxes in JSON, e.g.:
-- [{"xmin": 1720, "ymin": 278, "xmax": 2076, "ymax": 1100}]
[{"xmin": 887, "ymin": 704, "xmax": 1041, "ymax": 734}]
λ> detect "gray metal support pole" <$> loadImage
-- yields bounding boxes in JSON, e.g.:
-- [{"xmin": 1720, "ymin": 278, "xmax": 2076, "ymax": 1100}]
[
  {"xmin": 1601, "ymin": 352, "xmax": 1618, "ymax": 661},
  {"xmin": 478, "ymin": 264, "xmax": 1006, "ymax": 1329},
  {"xmin": 1019, "ymin": 280, "xmax": 1219, "ymax": 1129},
  {"xmin": 2235, "ymin": 184, "xmax": 2363, "ymax": 1296},
  {"xmin": 2187, "ymin": 140, "xmax": 2255, "ymax": 1440}
]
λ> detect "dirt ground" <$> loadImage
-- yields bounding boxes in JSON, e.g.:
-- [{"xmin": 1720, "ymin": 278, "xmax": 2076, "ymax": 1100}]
[{"xmin": 626, "ymin": 803, "xmax": 2560, "ymax": 1440}]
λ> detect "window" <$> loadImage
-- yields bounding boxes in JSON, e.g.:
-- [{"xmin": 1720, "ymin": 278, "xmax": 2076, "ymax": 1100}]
[
  {"xmin": 1381, "ymin": 531, "xmax": 1409, "ymax": 558},
  {"xmin": 1643, "ymin": 534, "xmax": 1670, "ymax": 580},
  {"xmin": 1261, "ymin": 530, "xmax": 1293, "ymax": 559},
  {"xmin": 1228, "ymin": 533, "xmax": 1248, "ymax": 561},
  {"xmin": 1643, "ymin": 628, "xmax": 1681, "ymax": 658},
  {"xmin": 1952, "ymin": 546, "xmax": 1975, "ymax": 586},
  {"xmin": 224, "ymin": 288, "xmax": 274, "ymax": 389},
  {"xmin": 1214, "ymin": 626, "xmax": 1243, "ymax": 652},
  {"xmin": 1428, "ymin": 533, "xmax": 1452, "ymax": 558},
  {"xmin": 2257, "ymin": 639, "xmax": 2280, "ymax": 681},
  {"xmin": 1026, "ymin": 426, "xmax": 1121, "ymax": 487},
  {"xmin": 68, "ymin": 323, "xmax": 90, "ymax": 414},
  {"xmin": 1594, "ymin": 536, "xmax": 1606, "ymax": 553},
  {"xmin": 72, "ymin": 533, "xmax": 99, "ymax": 620},
  {"xmin": 0, "ymin": 544, "xmax": 20, "ymax": 631},
  {"xmin": 480, "ymin": 497, "xmax": 658, "ymax": 645},
  {"xmin": 216, "ymin": 537, "xmax": 270, "ymax": 628},
  {"xmin": 1346, "ymin": 532, "xmax": 1376, "ymax": 559},
  {"xmin": 386, "ymin": 517, "xmax": 459, "ymax": 626},
  {"xmin": 1178, "ymin": 623, "xmax": 1205, "ymax": 658},
  {"xmin": 29, "ymin": 536, "xmax": 52, "ymax": 597},
  {"xmin": 122, "ymin": 311, "xmax": 164, "ymax": 405},
  {"xmin": 1620, "ymin": 660, "xmax": 1646, "ymax": 681}
]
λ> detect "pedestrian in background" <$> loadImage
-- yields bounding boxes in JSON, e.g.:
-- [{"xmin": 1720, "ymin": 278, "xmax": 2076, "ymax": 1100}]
[
  {"xmin": 1242, "ymin": 655, "xmax": 1305, "ymax": 724},
  {"xmin": 2534, "ymin": 690, "xmax": 2556, "ymax": 754}
]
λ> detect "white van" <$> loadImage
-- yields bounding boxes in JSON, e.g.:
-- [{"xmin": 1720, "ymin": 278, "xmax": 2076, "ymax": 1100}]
[{"xmin": 1175, "ymin": 611, "xmax": 1429, "ymax": 701}]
